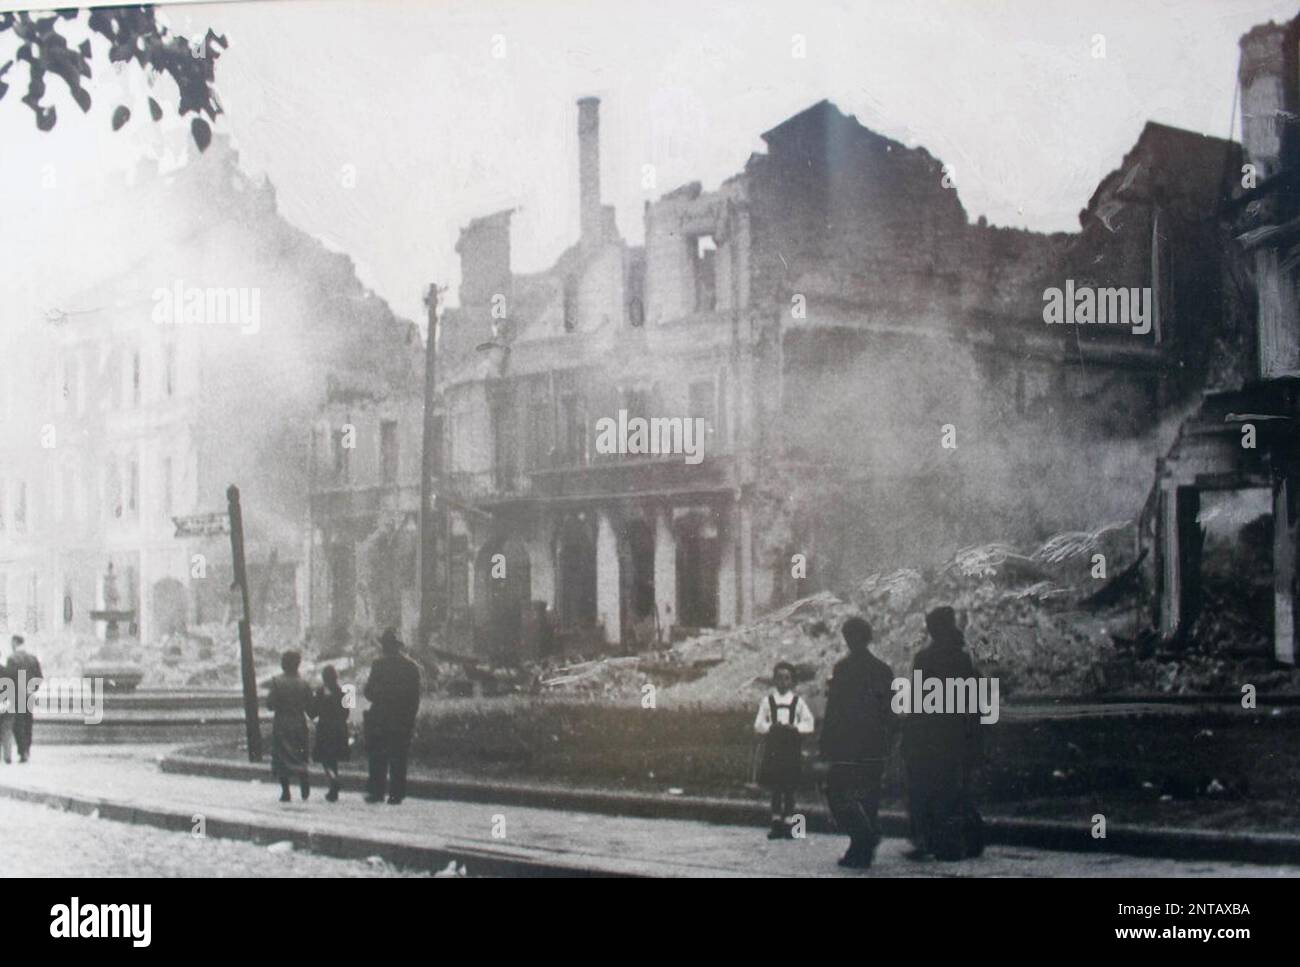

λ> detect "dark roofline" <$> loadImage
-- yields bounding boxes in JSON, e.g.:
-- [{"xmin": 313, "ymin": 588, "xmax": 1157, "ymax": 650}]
[
  {"xmin": 1081, "ymin": 120, "xmax": 1239, "ymax": 217},
  {"xmin": 760, "ymin": 98, "xmax": 835, "ymax": 143}
]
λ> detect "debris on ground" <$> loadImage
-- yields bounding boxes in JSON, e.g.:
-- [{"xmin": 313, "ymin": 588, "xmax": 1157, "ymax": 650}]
[{"xmin": 538, "ymin": 520, "xmax": 1300, "ymax": 706}]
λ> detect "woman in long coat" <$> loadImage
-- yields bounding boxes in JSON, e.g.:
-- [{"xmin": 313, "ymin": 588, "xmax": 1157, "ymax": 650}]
[
  {"xmin": 267, "ymin": 650, "xmax": 313, "ymax": 801},
  {"xmin": 311, "ymin": 664, "xmax": 350, "ymax": 802},
  {"xmin": 902, "ymin": 607, "xmax": 984, "ymax": 860}
]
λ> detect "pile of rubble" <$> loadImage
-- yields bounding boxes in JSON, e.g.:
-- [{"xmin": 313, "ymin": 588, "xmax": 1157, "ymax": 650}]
[{"xmin": 538, "ymin": 522, "xmax": 1236, "ymax": 706}]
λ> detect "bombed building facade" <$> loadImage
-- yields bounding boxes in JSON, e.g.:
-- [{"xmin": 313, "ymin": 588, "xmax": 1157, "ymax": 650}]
[
  {"xmin": 311, "ymin": 89, "xmax": 1240, "ymax": 663},
  {"xmin": 1147, "ymin": 16, "xmax": 1300, "ymax": 666},
  {"xmin": 0, "ymin": 140, "xmax": 421, "ymax": 653}
]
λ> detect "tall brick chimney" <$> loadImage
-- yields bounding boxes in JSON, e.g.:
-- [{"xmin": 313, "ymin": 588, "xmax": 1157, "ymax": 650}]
[
  {"xmin": 1238, "ymin": 21, "xmax": 1297, "ymax": 180},
  {"xmin": 577, "ymin": 96, "xmax": 602, "ymax": 245}
]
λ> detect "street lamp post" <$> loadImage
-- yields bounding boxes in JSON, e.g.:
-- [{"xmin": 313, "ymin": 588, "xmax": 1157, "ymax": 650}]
[{"xmin": 417, "ymin": 284, "xmax": 440, "ymax": 650}]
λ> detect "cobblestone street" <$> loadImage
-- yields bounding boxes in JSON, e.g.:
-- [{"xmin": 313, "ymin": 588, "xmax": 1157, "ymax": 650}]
[{"xmin": 0, "ymin": 796, "xmax": 428, "ymax": 878}]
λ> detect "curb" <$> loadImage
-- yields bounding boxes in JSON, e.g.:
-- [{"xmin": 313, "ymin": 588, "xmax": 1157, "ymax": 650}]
[
  {"xmin": 161, "ymin": 752, "xmax": 1300, "ymax": 867},
  {"xmin": 0, "ymin": 781, "xmax": 618, "ymax": 877}
]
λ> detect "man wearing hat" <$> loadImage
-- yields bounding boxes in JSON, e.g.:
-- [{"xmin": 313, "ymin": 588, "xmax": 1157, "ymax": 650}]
[{"xmin": 363, "ymin": 628, "xmax": 422, "ymax": 804}]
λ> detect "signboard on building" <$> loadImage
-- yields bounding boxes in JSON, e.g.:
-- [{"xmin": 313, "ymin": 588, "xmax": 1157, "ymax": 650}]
[{"xmin": 172, "ymin": 512, "xmax": 231, "ymax": 538}]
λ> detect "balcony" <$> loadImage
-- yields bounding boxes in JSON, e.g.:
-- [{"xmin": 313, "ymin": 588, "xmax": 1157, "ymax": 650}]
[
  {"xmin": 309, "ymin": 482, "xmax": 420, "ymax": 521},
  {"xmin": 446, "ymin": 453, "xmax": 734, "ymax": 507}
]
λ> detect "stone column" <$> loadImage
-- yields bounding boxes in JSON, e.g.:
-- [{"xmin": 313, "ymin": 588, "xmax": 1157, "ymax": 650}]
[
  {"xmin": 654, "ymin": 508, "xmax": 677, "ymax": 644},
  {"xmin": 596, "ymin": 510, "xmax": 621, "ymax": 646}
]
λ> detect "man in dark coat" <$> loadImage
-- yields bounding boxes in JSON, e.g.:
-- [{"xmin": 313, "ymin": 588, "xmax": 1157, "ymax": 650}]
[
  {"xmin": 819, "ymin": 616, "xmax": 897, "ymax": 869},
  {"xmin": 363, "ymin": 627, "xmax": 422, "ymax": 804},
  {"xmin": 4, "ymin": 636, "xmax": 42, "ymax": 763},
  {"xmin": 903, "ymin": 606, "xmax": 984, "ymax": 861}
]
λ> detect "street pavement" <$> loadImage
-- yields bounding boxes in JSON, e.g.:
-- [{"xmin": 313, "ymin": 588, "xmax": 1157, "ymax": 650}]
[
  {"xmin": 0, "ymin": 796, "xmax": 428, "ymax": 877},
  {"xmin": 1, "ymin": 745, "xmax": 1297, "ymax": 877}
]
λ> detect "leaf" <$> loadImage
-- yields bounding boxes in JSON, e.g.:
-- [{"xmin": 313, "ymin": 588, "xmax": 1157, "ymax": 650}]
[
  {"xmin": 72, "ymin": 85, "xmax": 90, "ymax": 112},
  {"xmin": 191, "ymin": 116, "xmax": 211, "ymax": 152},
  {"xmin": 111, "ymin": 105, "xmax": 130, "ymax": 130},
  {"xmin": 79, "ymin": 39, "xmax": 91, "ymax": 59},
  {"xmin": 148, "ymin": 96, "xmax": 161, "ymax": 121}
]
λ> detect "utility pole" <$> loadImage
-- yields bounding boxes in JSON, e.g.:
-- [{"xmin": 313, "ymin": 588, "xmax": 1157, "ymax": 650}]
[
  {"xmin": 418, "ymin": 283, "xmax": 440, "ymax": 650},
  {"xmin": 226, "ymin": 484, "xmax": 262, "ymax": 762}
]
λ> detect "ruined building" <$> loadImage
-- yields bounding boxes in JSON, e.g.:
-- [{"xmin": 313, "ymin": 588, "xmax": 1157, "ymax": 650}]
[
  {"xmin": 0, "ymin": 140, "xmax": 420, "ymax": 648},
  {"xmin": 1150, "ymin": 16, "xmax": 1300, "ymax": 665},
  {"xmin": 306, "ymin": 81, "xmax": 1240, "ymax": 660}
]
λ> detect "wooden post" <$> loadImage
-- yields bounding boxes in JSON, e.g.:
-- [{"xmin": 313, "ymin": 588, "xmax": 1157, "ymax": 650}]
[
  {"xmin": 227, "ymin": 485, "xmax": 262, "ymax": 761},
  {"xmin": 1275, "ymin": 474, "xmax": 1298, "ymax": 665},
  {"xmin": 1158, "ymin": 481, "xmax": 1181, "ymax": 640},
  {"xmin": 418, "ymin": 284, "xmax": 440, "ymax": 650}
]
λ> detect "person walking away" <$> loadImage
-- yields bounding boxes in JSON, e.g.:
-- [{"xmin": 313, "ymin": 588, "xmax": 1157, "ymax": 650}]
[
  {"xmin": 903, "ymin": 606, "xmax": 984, "ymax": 861},
  {"xmin": 5, "ymin": 636, "xmax": 42, "ymax": 763},
  {"xmin": 0, "ymin": 673, "xmax": 15, "ymax": 764},
  {"xmin": 363, "ymin": 628, "xmax": 421, "ymax": 805},
  {"xmin": 267, "ymin": 650, "xmax": 313, "ymax": 802},
  {"xmin": 312, "ymin": 664, "xmax": 351, "ymax": 802},
  {"xmin": 754, "ymin": 661, "xmax": 815, "ymax": 839},
  {"xmin": 819, "ymin": 617, "xmax": 897, "ymax": 869}
]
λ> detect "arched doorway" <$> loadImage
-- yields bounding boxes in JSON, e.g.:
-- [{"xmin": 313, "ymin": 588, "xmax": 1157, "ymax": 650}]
[
  {"xmin": 475, "ymin": 536, "xmax": 531, "ymax": 658},
  {"xmin": 554, "ymin": 515, "xmax": 597, "ymax": 630}
]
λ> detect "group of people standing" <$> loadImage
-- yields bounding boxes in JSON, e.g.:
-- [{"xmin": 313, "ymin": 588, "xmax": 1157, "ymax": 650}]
[
  {"xmin": 264, "ymin": 627, "xmax": 421, "ymax": 805},
  {"xmin": 754, "ymin": 607, "xmax": 984, "ymax": 869},
  {"xmin": 264, "ymin": 614, "xmax": 978, "ymax": 870}
]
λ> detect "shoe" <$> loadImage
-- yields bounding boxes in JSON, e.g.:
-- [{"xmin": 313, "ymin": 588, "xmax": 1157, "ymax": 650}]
[
  {"xmin": 767, "ymin": 826, "xmax": 785, "ymax": 840},
  {"xmin": 364, "ymin": 794, "xmax": 384, "ymax": 804},
  {"xmin": 386, "ymin": 796, "xmax": 403, "ymax": 805},
  {"xmin": 279, "ymin": 790, "xmax": 291, "ymax": 803},
  {"xmin": 325, "ymin": 785, "xmax": 339, "ymax": 803},
  {"xmin": 300, "ymin": 784, "xmax": 310, "ymax": 801},
  {"xmin": 18, "ymin": 755, "xmax": 28, "ymax": 764},
  {"xmin": 838, "ymin": 850, "xmax": 874, "ymax": 869}
]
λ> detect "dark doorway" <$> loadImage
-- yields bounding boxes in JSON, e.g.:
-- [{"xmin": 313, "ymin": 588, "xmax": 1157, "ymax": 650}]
[
  {"xmin": 477, "ymin": 537, "xmax": 531, "ymax": 658},
  {"xmin": 556, "ymin": 516, "xmax": 597, "ymax": 629},
  {"xmin": 620, "ymin": 517, "xmax": 657, "ymax": 648},
  {"xmin": 676, "ymin": 511, "xmax": 720, "ymax": 628}
]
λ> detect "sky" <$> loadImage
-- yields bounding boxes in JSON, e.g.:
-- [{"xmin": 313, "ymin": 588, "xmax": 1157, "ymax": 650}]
[{"xmin": 3, "ymin": 0, "xmax": 1298, "ymax": 324}]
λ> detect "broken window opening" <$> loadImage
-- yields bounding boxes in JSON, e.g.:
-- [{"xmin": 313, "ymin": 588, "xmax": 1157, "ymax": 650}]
[
  {"xmin": 491, "ymin": 391, "xmax": 518, "ymax": 491},
  {"xmin": 332, "ymin": 427, "xmax": 350, "ymax": 483},
  {"xmin": 563, "ymin": 276, "xmax": 579, "ymax": 332},
  {"xmin": 691, "ymin": 234, "xmax": 717, "ymax": 312},
  {"xmin": 689, "ymin": 379, "xmax": 716, "ymax": 440},
  {"xmin": 380, "ymin": 419, "xmax": 400, "ymax": 485},
  {"xmin": 559, "ymin": 393, "xmax": 587, "ymax": 467}
]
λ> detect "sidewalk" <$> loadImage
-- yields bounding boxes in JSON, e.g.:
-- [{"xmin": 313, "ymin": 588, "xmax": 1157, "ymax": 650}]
[
  {"xmin": 162, "ymin": 747, "xmax": 1300, "ymax": 866},
  {"xmin": 1, "ymin": 746, "xmax": 1297, "ymax": 877}
]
